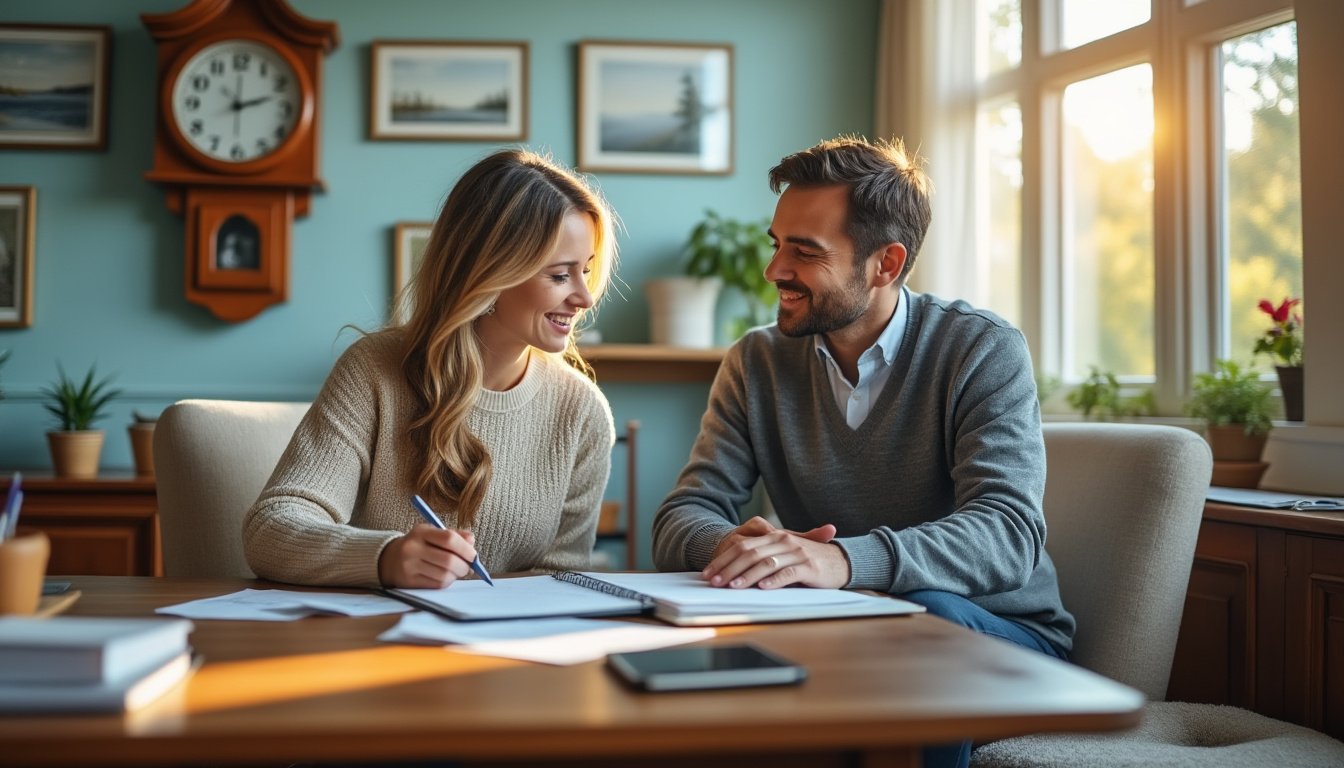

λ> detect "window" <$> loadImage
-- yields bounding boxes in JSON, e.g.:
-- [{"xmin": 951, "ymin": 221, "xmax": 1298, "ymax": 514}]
[
  {"xmin": 1219, "ymin": 22, "xmax": 1302, "ymax": 364},
  {"xmin": 906, "ymin": 0, "xmax": 1304, "ymax": 414}
]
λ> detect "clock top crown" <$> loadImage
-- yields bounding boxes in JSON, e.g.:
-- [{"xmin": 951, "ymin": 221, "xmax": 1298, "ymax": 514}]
[{"xmin": 143, "ymin": 0, "xmax": 338, "ymax": 52}]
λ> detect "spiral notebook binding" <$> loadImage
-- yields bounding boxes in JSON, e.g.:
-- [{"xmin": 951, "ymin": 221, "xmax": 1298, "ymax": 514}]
[{"xmin": 553, "ymin": 571, "xmax": 657, "ymax": 609}]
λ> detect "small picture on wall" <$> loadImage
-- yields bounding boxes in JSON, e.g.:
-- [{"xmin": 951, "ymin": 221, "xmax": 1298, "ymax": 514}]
[
  {"xmin": 392, "ymin": 221, "xmax": 433, "ymax": 322},
  {"xmin": 577, "ymin": 40, "xmax": 733, "ymax": 175},
  {"xmin": 0, "ymin": 24, "xmax": 111, "ymax": 150},
  {"xmin": 0, "ymin": 186, "xmax": 35, "ymax": 328},
  {"xmin": 369, "ymin": 41, "xmax": 528, "ymax": 141}
]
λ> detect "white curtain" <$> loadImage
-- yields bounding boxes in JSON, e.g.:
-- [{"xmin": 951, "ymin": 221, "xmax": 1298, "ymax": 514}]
[{"xmin": 875, "ymin": 0, "xmax": 981, "ymax": 304}]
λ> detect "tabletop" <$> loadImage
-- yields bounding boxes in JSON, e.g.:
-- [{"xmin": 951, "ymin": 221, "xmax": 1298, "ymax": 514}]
[{"xmin": 0, "ymin": 576, "xmax": 1144, "ymax": 767}]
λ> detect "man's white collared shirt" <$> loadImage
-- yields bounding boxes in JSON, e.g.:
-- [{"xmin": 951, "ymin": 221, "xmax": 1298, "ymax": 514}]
[{"xmin": 814, "ymin": 287, "xmax": 909, "ymax": 430}]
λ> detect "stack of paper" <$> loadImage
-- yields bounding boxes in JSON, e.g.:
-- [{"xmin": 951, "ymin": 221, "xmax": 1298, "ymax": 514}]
[{"xmin": 0, "ymin": 616, "xmax": 195, "ymax": 713}]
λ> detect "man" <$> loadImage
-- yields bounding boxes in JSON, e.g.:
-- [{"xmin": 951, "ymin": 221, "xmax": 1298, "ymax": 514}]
[{"xmin": 652, "ymin": 136, "xmax": 1073, "ymax": 768}]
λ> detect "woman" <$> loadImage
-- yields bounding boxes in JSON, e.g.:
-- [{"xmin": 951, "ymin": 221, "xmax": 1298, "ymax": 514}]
[{"xmin": 243, "ymin": 149, "xmax": 618, "ymax": 588}]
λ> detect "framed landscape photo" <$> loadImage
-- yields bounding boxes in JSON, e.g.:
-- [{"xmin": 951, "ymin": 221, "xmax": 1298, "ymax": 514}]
[
  {"xmin": 0, "ymin": 24, "xmax": 111, "ymax": 150},
  {"xmin": 370, "ymin": 41, "xmax": 528, "ymax": 141},
  {"xmin": 0, "ymin": 186, "xmax": 35, "ymax": 328},
  {"xmin": 392, "ymin": 221, "xmax": 433, "ymax": 321},
  {"xmin": 577, "ymin": 41, "xmax": 732, "ymax": 175}
]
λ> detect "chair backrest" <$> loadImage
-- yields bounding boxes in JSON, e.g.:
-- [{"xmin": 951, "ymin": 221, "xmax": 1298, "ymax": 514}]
[
  {"xmin": 1042, "ymin": 422, "xmax": 1212, "ymax": 701},
  {"xmin": 154, "ymin": 399, "xmax": 309, "ymax": 578}
]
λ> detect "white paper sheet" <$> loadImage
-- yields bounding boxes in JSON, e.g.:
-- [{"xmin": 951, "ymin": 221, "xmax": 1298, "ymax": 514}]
[
  {"xmin": 378, "ymin": 612, "xmax": 715, "ymax": 665},
  {"xmin": 155, "ymin": 589, "xmax": 414, "ymax": 621}
]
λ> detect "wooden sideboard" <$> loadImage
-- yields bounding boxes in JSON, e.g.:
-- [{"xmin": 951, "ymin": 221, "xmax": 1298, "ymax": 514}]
[
  {"xmin": 1, "ymin": 474, "xmax": 161, "ymax": 577},
  {"xmin": 1168, "ymin": 501, "xmax": 1344, "ymax": 739}
]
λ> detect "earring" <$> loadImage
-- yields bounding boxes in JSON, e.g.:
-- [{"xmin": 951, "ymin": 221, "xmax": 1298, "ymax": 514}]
[{"xmin": 481, "ymin": 304, "xmax": 495, "ymax": 317}]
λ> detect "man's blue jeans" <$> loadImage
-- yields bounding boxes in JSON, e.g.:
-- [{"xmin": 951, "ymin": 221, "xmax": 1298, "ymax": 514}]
[{"xmin": 900, "ymin": 589, "xmax": 1069, "ymax": 768}]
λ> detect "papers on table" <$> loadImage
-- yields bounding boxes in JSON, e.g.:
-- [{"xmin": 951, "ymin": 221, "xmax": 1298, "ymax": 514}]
[
  {"xmin": 156, "ymin": 589, "xmax": 414, "ymax": 621},
  {"xmin": 1207, "ymin": 486, "xmax": 1344, "ymax": 510},
  {"xmin": 378, "ymin": 612, "xmax": 715, "ymax": 665}
]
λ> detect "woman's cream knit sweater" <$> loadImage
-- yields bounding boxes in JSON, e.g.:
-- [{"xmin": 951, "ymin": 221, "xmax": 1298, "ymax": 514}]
[{"xmin": 243, "ymin": 331, "xmax": 614, "ymax": 587}]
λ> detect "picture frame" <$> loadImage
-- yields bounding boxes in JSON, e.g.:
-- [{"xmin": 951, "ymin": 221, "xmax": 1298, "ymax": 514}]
[
  {"xmin": 0, "ymin": 186, "xmax": 35, "ymax": 328},
  {"xmin": 391, "ymin": 221, "xmax": 433, "ymax": 321},
  {"xmin": 0, "ymin": 24, "xmax": 111, "ymax": 150},
  {"xmin": 577, "ymin": 40, "xmax": 733, "ymax": 175},
  {"xmin": 370, "ymin": 41, "xmax": 528, "ymax": 141}
]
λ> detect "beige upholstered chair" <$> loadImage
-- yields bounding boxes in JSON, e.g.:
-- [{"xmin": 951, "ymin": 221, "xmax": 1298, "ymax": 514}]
[
  {"xmin": 973, "ymin": 423, "xmax": 1344, "ymax": 766},
  {"xmin": 154, "ymin": 399, "xmax": 309, "ymax": 578}
]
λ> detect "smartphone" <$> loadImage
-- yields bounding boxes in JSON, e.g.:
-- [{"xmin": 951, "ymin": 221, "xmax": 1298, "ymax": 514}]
[{"xmin": 607, "ymin": 644, "xmax": 806, "ymax": 692}]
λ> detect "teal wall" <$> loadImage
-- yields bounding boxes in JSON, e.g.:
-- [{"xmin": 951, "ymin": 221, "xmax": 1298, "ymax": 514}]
[{"xmin": 0, "ymin": 0, "xmax": 879, "ymax": 567}]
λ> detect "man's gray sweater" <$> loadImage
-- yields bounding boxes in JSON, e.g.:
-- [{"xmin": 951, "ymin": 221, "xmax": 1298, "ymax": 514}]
[{"xmin": 652, "ymin": 291, "xmax": 1076, "ymax": 652}]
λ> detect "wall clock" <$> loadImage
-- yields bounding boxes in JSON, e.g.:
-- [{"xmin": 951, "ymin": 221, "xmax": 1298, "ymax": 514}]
[{"xmin": 143, "ymin": 0, "xmax": 338, "ymax": 322}]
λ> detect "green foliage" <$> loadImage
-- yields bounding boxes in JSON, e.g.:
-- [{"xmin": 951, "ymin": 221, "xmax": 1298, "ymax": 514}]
[
  {"xmin": 1065, "ymin": 366, "xmax": 1153, "ymax": 420},
  {"xmin": 41, "ymin": 363, "xmax": 121, "ymax": 432},
  {"xmin": 1185, "ymin": 359, "xmax": 1274, "ymax": 437},
  {"xmin": 1035, "ymin": 373, "xmax": 1060, "ymax": 404},
  {"xmin": 683, "ymin": 209, "xmax": 777, "ymax": 339}
]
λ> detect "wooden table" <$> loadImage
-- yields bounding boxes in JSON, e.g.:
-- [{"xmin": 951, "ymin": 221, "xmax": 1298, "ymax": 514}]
[{"xmin": 1, "ymin": 577, "xmax": 1144, "ymax": 767}]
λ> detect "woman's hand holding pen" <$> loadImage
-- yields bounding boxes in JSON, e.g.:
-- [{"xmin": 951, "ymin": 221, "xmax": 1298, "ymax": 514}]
[{"xmin": 378, "ymin": 524, "xmax": 480, "ymax": 588}]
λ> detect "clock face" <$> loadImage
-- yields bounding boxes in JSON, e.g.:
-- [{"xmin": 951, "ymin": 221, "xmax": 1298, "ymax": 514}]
[{"xmin": 170, "ymin": 39, "xmax": 304, "ymax": 165}]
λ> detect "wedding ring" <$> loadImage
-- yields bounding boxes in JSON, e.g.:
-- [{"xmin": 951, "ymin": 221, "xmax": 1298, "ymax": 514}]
[{"xmin": 768, "ymin": 555, "xmax": 780, "ymax": 569}]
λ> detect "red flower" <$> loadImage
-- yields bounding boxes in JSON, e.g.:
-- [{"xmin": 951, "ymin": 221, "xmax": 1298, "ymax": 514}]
[
  {"xmin": 1258, "ymin": 297, "xmax": 1299, "ymax": 325},
  {"xmin": 1254, "ymin": 297, "xmax": 1304, "ymax": 367}
]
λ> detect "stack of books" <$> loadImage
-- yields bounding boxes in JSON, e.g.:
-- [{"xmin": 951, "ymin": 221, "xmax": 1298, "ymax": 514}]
[{"xmin": 0, "ymin": 616, "xmax": 195, "ymax": 713}]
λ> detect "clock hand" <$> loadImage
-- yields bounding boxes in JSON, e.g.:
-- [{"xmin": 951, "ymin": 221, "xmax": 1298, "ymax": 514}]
[
  {"xmin": 233, "ymin": 75, "xmax": 243, "ymax": 136},
  {"xmin": 237, "ymin": 94, "xmax": 273, "ymax": 109}
]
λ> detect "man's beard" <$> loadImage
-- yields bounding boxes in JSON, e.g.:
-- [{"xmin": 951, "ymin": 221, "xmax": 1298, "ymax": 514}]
[{"xmin": 774, "ymin": 264, "xmax": 869, "ymax": 338}]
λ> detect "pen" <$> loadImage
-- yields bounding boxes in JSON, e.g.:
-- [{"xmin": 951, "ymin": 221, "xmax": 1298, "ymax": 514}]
[
  {"xmin": 1, "ymin": 472, "xmax": 21, "ymax": 542},
  {"xmin": 410, "ymin": 494, "xmax": 494, "ymax": 586}
]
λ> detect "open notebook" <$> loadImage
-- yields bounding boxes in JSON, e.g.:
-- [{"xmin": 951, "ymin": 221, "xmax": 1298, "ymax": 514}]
[{"xmin": 384, "ymin": 571, "xmax": 924, "ymax": 626}]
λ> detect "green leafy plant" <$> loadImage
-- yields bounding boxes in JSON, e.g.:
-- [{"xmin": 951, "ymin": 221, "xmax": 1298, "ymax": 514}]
[
  {"xmin": 1185, "ymin": 359, "xmax": 1274, "ymax": 436},
  {"xmin": 41, "ymin": 363, "xmax": 122, "ymax": 432},
  {"xmin": 683, "ymin": 209, "xmax": 777, "ymax": 339},
  {"xmin": 1066, "ymin": 366, "xmax": 1153, "ymax": 420}
]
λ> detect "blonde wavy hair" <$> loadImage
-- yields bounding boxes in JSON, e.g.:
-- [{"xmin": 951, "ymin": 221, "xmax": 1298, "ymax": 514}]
[{"xmin": 394, "ymin": 149, "xmax": 617, "ymax": 527}]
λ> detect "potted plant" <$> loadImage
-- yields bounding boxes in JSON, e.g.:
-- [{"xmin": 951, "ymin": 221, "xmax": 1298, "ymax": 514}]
[
  {"xmin": 682, "ymin": 209, "xmax": 777, "ymax": 340},
  {"xmin": 647, "ymin": 209, "xmax": 777, "ymax": 348},
  {"xmin": 1065, "ymin": 366, "xmax": 1153, "ymax": 420},
  {"xmin": 41, "ymin": 363, "xmax": 121, "ymax": 479},
  {"xmin": 1185, "ymin": 359, "xmax": 1274, "ymax": 487},
  {"xmin": 1253, "ymin": 296, "xmax": 1304, "ymax": 421}
]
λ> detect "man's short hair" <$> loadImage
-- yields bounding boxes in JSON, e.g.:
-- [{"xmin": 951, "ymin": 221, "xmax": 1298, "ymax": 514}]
[{"xmin": 768, "ymin": 135, "xmax": 932, "ymax": 283}]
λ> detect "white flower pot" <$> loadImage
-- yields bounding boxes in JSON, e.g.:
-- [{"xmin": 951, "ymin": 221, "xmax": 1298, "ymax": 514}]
[{"xmin": 645, "ymin": 276, "xmax": 722, "ymax": 348}]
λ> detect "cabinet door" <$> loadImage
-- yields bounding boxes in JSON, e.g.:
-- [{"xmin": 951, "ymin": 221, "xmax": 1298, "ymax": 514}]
[
  {"xmin": 1168, "ymin": 520, "xmax": 1258, "ymax": 706},
  {"xmin": 1284, "ymin": 534, "xmax": 1344, "ymax": 740}
]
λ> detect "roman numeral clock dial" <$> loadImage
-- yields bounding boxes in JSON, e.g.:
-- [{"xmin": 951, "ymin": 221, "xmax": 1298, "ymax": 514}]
[{"xmin": 143, "ymin": 0, "xmax": 338, "ymax": 323}]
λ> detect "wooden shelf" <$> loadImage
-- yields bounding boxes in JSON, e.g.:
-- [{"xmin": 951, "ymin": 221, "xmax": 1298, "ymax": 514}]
[
  {"xmin": 580, "ymin": 343, "xmax": 726, "ymax": 384},
  {"xmin": 2, "ymin": 473, "xmax": 161, "ymax": 577}
]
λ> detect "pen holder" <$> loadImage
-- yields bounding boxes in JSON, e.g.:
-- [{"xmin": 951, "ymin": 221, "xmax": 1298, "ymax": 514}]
[{"xmin": 0, "ymin": 531, "xmax": 49, "ymax": 615}]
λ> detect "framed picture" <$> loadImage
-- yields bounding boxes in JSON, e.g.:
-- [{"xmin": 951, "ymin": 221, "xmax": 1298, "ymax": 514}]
[
  {"xmin": 370, "ymin": 41, "xmax": 528, "ymax": 141},
  {"xmin": 577, "ymin": 40, "xmax": 732, "ymax": 175},
  {"xmin": 0, "ymin": 186, "xmax": 35, "ymax": 328},
  {"xmin": 0, "ymin": 24, "xmax": 111, "ymax": 150},
  {"xmin": 392, "ymin": 221, "xmax": 433, "ymax": 321}
]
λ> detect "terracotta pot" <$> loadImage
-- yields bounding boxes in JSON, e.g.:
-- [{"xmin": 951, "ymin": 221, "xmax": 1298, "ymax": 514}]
[
  {"xmin": 47, "ymin": 430, "xmax": 105, "ymax": 479},
  {"xmin": 1211, "ymin": 460, "xmax": 1269, "ymax": 489},
  {"xmin": 128, "ymin": 424, "xmax": 156, "ymax": 477},
  {"xmin": 1204, "ymin": 424, "xmax": 1267, "ymax": 463}
]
